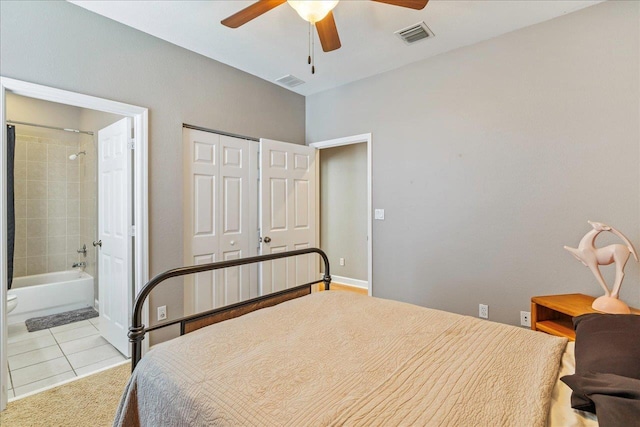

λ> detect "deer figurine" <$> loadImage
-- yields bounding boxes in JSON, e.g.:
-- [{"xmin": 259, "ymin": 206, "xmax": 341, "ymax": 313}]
[{"xmin": 564, "ymin": 221, "xmax": 638, "ymax": 314}]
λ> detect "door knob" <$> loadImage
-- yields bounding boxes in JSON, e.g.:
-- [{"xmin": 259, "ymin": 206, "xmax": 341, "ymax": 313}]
[
  {"xmin": 263, "ymin": 236, "xmax": 271, "ymax": 243},
  {"xmin": 230, "ymin": 240, "xmax": 235, "ymax": 246},
  {"xmin": 93, "ymin": 240, "xmax": 102, "ymax": 248}
]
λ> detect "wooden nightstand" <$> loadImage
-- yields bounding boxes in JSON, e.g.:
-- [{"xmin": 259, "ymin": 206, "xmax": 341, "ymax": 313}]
[{"xmin": 531, "ymin": 293, "xmax": 640, "ymax": 340}]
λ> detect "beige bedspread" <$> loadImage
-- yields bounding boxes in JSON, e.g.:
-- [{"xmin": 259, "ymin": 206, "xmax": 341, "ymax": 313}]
[{"xmin": 114, "ymin": 291, "xmax": 567, "ymax": 426}]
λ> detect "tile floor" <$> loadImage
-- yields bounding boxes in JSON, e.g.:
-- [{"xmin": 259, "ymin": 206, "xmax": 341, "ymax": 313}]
[{"xmin": 6, "ymin": 317, "xmax": 127, "ymax": 398}]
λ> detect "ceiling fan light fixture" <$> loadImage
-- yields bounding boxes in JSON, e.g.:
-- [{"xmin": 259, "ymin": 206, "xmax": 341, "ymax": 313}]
[{"xmin": 287, "ymin": 0, "xmax": 339, "ymax": 24}]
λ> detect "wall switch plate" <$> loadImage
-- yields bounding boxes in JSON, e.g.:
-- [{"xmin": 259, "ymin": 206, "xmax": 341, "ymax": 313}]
[
  {"xmin": 339, "ymin": 257, "xmax": 345, "ymax": 266},
  {"xmin": 479, "ymin": 304, "xmax": 489, "ymax": 319},
  {"xmin": 520, "ymin": 311, "xmax": 531, "ymax": 327},
  {"xmin": 157, "ymin": 305, "xmax": 167, "ymax": 321},
  {"xmin": 374, "ymin": 209, "xmax": 385, "ymax": 220}
]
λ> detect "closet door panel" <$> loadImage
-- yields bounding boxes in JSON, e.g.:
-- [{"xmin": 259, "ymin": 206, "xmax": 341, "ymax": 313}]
[
  {"xmin": 218, "ymin": 135, "xmax": 250, "ymax": 305},
  {"xmin": 184, "ymin": 128, "xmax": 219, "ymax": 314},
  {"xmin": 184, "ymin": 129, "xmax": 254, "ymax": 315}
]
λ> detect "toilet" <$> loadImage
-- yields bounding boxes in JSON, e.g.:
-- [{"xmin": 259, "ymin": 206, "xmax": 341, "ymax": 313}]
[{"xmin": 7, "ymin": 293, "xmax": 17, "ymax": 313}]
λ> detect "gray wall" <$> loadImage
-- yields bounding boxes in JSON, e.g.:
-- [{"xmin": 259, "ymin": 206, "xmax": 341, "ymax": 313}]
[
  {"xmin": 320, "ymin": 143, "xmax": 368, "ymax": 281},
  {"xmin": 1, "ymin": 0, "xmax": 305, "ymax": 341},
  {"xmin": 307, "ymin": 1, "xmax": 640, "ymax": 325}
]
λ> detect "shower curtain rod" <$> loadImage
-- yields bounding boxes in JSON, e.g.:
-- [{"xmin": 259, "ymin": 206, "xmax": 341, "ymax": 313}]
[{"xmin": 6, "ymin": 120, "xmax": 94, "ymax": 136}]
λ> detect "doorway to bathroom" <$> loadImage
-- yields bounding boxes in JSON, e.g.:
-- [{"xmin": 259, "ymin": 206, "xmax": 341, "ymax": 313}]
[
  {"xmin": 6, "ymin": 94, "xmax": 125, "ymax": 398},
  {"xmin": 0, "ymin": 77, "xmax": 149, "ymax": 409}
]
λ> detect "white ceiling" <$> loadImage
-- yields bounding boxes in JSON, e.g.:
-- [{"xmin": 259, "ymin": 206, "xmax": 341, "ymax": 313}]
[{"xmin": 70, "ymin": 0, "xmax": 602, "ymax": 96}]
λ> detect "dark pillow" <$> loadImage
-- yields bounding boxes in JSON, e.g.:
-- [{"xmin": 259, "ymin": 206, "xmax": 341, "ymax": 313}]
[
  {"xmin": 572, "ymin": 313, "xmax": 640, "ymax": 379},
  {"xmin": 561, "ymin": 313, "xmax": 640, "ymax": 413},
  {"xmin": 561, "ymin": 373, "xmax": 640, "ymax": 427}
]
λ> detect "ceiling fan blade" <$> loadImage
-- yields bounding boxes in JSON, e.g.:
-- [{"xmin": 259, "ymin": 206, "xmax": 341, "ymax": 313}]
[
  {"xmin": 370, "ymin": 0, "xmax": 428, "ymax": 10},
  {"xmin": 316, "ymin": 11, "xmax": 341, "ymax": 52},
  {"xmin": 221, "ymin": 0, "xmax": 287, "ymax": 28}
]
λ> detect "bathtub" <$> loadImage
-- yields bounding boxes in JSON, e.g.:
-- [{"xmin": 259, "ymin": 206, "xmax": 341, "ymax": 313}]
[{"xmin": 8, "ymin": 270, "xmax": 94, "ymax": 325}]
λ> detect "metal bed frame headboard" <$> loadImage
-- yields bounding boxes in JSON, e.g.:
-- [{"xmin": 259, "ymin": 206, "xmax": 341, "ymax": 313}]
[{"xmin": 129, "ymin": 248, "xmax": 331, "ymax": 371}]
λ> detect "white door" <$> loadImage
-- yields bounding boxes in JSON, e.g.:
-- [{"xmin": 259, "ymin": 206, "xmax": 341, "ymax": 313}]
[
  {"xmin": 98, "ymin": 117, "xmax": 133, "ymax": 357},
  {"xmin": 259, "ymin": 139, "xmax": 317, "ymax": 295},
  {"xmin": 219, "ymin": 135, "xmax": 252, "ymax": 305},
  {"xmin": 183, "ymin": 128, "xmax": 255, "ymax": 315}
]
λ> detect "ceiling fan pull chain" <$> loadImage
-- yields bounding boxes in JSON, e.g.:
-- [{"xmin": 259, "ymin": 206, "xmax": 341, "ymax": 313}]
[
  {"xmin": 311, "ymin": 23, "xmax": 316, "ymax": 74},
  {"xmin": 308, "ymin": 22, "xmax": 311, "ymax": 65}
]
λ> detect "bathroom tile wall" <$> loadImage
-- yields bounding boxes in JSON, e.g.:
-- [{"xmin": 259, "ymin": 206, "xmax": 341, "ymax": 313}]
[
  {"xmin": 13, "ymin": 130, "xmax": 83, "ymax": 277},
  {"xmin": 79, "ymin": 136, "xmax": 97, "ymax": 280}
]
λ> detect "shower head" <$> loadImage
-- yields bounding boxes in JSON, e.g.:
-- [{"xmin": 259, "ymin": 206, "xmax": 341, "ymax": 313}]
[{"xmin": 68, "ymin": 151, "xmax": 86, "ymax": 160}]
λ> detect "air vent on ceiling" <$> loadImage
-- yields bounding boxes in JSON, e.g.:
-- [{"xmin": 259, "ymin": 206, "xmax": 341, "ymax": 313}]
[
  {"xmin": 395, "ymin": 22, "xmax": 434, "ymax": 45},
  {"xmin": 275, "ymin": 74, "xmax": 306, "ymax": 88}
]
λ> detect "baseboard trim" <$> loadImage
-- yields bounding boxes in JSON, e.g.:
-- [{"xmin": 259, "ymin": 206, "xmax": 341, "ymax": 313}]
[{"xmin": 320, "ymin": 274, "xmax": 368, "ymax": 290}]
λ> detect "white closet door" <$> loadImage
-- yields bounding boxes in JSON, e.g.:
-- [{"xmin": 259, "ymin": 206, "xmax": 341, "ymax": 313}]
[
  {"xmin": 183, "ymin": 128, "xmax": 219, "ymax": 314},
  {"xmin": 259, "ymin": 139, "xmax": 317, "ymax": 295},
  {"xmin": 218, "ymin": 135, "xmax": 251, "ymax": 306},
  {"xmin": 98, "ymin": 117, "xmax": 132, "ymax": 357},
  {"xmin": 183, "ymin": 128, "xmax": 253, "ymax": 314}
]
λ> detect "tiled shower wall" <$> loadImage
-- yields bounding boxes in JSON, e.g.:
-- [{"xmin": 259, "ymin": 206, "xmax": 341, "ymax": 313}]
[
  {"xmin": 79, "ymin": 137, "xmax": 97, "ymax": 280},
  {"xmin": 12, "ymin": 131, "xmax": 86, "ymax": 277}
]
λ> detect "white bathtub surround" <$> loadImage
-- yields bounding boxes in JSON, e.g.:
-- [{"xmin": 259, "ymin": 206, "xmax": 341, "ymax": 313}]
[
  {"xmin": 8, "ymin": 270, "xmax": 94, "ymax": 324},
  {"xmin": 6, "ymin": 318, "xmax": 126, "ymax": 398}
]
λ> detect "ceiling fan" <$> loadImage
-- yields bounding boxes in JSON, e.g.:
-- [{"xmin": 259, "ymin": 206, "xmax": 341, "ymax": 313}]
[{"xmin": 221, "ymin": 0, "xmax": 429, "ymax": 53}]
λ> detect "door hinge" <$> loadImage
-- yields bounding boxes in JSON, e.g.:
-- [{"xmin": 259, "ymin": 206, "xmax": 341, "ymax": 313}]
[
  {"xmin": 129, "ymin": 225, "xmax": 136, "ymax": 237},
  {"xmin": 128, "ymin": 139, "xmax": 135, "ymax": 150}
]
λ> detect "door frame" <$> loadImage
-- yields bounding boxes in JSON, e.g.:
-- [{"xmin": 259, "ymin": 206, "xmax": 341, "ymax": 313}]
[
  {"xmin": 309, "ymin": 133, "xmax": 373, "ymax": 296},
  {"xmin": 0, "ymin": 77, "xmax": 149, "ymax": 410}
]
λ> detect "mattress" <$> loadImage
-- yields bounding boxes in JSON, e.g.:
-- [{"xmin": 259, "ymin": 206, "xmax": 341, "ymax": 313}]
[{"xmin": 115, "ymin": 291, "xmax": 569, "ymax": 426}]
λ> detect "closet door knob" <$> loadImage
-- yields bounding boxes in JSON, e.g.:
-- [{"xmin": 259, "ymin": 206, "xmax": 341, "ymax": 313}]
[
  {"xmin": 263, "ymin": 236, "xmax": 271, "ymax": 243},
  {"xmin": 93, "ymin": 240, "xmax": 102, "ymax": 248},
  {"xmin": 230, "ymin": 240, "xmax": 235, "ymax": 246}
]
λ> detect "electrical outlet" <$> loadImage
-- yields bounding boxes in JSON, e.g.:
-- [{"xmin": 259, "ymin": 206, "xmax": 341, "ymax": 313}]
[
  {"xmin": 339, "ymin": 257, "xmax": 345, "ymax": 266},
  {"xmin": 520, "ymin": 311, "xmax": 531, "ymax": 327},
  {"xmin": 479, "ymin": 304, "xmax": 489, "ymax": 319},
  {"xmin": 157, "ymin": 305, "xmax": 167, "ymax": 321}
]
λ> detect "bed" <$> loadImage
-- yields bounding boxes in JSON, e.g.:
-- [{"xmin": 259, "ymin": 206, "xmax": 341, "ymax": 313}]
[{"xmin": 114, "ymin": 248, "xmax": 600, "ymax": 426}]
